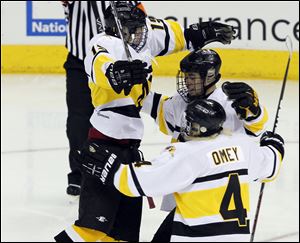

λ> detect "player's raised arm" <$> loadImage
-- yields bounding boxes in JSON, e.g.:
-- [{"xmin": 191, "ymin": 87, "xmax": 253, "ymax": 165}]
[
  {"xmin": 148, "ymin": 17, "xmax": 236, "ymax": 57},
  {"xmin": 184, "ymin": 21, "xmax": 235, "ymax": 50},
  {"xmin": 222, "ymin": 81, "xmax": 269, "ymax": 136}
]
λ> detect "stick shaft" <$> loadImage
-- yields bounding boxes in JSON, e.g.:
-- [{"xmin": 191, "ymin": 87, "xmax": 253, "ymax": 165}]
[
  {"xmin": 109, "ymin": 1, "xmax": 132, "ymax": 61},
  {"xmin": 250, "ymin": 36, "xmax": 293, "ymax": 242}
]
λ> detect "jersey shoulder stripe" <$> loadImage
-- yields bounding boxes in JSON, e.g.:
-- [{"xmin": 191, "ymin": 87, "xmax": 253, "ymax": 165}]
[{"xmin": 193, "ymin": 169, "xmax": 248, "ymax": 184}]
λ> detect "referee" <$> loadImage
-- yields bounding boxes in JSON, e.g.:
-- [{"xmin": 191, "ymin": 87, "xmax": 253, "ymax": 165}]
[{"xmin": 61, "ymin": 1, "xmax": 108, "ymax": 196}]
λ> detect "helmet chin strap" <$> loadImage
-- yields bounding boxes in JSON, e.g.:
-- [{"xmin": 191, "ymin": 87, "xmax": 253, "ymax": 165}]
[
  {"xmin": 203, "ymin": 73, "xmax": 221, "ymax": 94},
  {"xmin": 204, "ymin": 84, "xmax": 217, "ymax": 98}
]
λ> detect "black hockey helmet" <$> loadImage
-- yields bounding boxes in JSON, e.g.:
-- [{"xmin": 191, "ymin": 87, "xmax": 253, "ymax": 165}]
[
  {"xmin": 104, "ymin": 1, "xmax": 148, "ymax": 52},
  {"xmin": 177, "ymin": 49, "xmax": 222, "ymax": 102},
  {"xmin": 180, "ymin": 99, "xmax": 226, "ymax": 139}
]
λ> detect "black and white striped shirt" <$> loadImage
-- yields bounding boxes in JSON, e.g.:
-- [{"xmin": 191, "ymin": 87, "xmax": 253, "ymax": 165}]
[{"xmin": 63, "ymin": 1, "xmax": 108, "ymax": 60}]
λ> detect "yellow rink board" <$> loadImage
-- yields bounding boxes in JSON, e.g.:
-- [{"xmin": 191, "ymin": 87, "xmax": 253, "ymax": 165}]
[{"xmin": 1, "ymin": 45, "xmax": 299, "ymax": 81}]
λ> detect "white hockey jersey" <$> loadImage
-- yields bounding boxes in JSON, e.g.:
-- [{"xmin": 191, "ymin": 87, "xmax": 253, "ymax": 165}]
[
  {"xmin": 84, "ymin": 17, "xmax": 187, "ymax": 140},
  {"xmin": 141, "ymin": 86, "xmax": 269, "ymax": 211},
  {"xmin": 113, "ymin": 133, "xmax": 283, "ymax": 242},
  {"xmin": 142, "ymin": 87, "xmax": 269, "ymax": 141}
]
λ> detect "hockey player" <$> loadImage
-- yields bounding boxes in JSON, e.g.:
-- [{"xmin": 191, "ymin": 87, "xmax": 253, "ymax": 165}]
[
  {"xmin": 142, "ymin": 48, "xmax": 268, "ymax": 143},
  {"xmin": 141, "ymin": 48, "xmax": 269, "ymax": 241},
  {"xmin": 76, "ymin": 99, "xmax": 285, "ymax": 242},
  {"xmin": 55, "ymin": 1, "xmax": 236, "ymax": 242}
]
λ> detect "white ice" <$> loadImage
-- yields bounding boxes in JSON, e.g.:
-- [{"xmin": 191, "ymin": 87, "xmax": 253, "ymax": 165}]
[{"xmin": 1, "ymin": 74, "xmax": 299, "ymax": 242}]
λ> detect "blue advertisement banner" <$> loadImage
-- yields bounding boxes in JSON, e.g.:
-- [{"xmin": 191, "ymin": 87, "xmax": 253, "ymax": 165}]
[{"xmin": 26, "ymin": 1, "xmax": 67, "ymax": 36}]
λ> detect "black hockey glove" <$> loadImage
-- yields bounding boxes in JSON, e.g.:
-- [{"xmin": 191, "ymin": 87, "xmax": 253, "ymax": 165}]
[
  {"xmin": 75, "ymin": 141, "xmax": 121, "ymax": 185},
  {"xmin": 184, "ymin": 21, "xmax": 235, "ymax": 49},
  {"xmin": 222, "ymin": 81, "xmax": 261, "ymax": 120},
  {"xmin": 105, "ymin": 60, "xmax": 152, "ymax": 96},
  {"xmin": 260, "ymin": 131, "xmax": 285, "ymax": 159}
]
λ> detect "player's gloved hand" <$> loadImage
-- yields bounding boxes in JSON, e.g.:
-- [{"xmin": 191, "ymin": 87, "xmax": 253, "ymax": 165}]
[
  {"xmin": 184, "ymin": 21, "xmax": 235, "ymax": 49},
  {"xmin": 105, "ymin": 60, "xmax": 152, "ymax": 96},
  {"xmin": 75, "ymin": 141, "xmax": 121, "ymax": 185},
  {"xmin": 222, "ymin": 81, "xmax": 261, "ymax": 120},
  {"xmin": 260, "ymin": 131, "xmax": 285, "ymax": 159}
]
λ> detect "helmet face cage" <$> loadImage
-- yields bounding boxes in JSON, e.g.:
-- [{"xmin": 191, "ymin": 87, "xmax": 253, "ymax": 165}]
[
  {"xmin": 177, "ymin": 71, "xmax": 205, "ymax": 103},
  {"xmin": 104, "ymin": 2, "xmax": 148, "ymax": 52},
  {"xmin": 123, "ymin": 24, "xmax": 148, "ymax": 53}
]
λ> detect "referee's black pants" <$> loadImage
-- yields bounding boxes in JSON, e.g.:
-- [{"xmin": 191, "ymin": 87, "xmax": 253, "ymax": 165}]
[{"xmin": 64, "ymin": 53, "xmax": 94, "ymax": 187}]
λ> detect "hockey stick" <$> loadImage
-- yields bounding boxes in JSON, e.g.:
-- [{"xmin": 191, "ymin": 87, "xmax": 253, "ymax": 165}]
[
  {"xmin": 110, "ymin": 1, "xmax": 133, "ymax": 62},
  {"xmin": 91, "ymin": 1, "xmax": 104, "ymax": 33},
  {"xmin": 109, "ymin": 1, "xmax": 156, "ymax": 209},
  {"xmin": 250, "ymin": 35, "xmax": 293, "ymax": 242}
]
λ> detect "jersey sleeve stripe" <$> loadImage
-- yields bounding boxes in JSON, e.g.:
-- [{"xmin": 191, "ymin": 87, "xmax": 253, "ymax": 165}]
[
  {"xmin": 262, "ymin": 145, "xmax": 282, "ymax": 182},
  {"xmin": 157, "ymin": 21, "xmax": 170, "ymax": 56},
  {"xmin": 150, "ymin": 93, "xmax": 162, "ymax": 120},
  {"xmin": 119, "ymin": 166, "xmax": 135, "ymax": 197},
  {"xmin": 267, "ymin": 146, "xmax": 277, "ymax": 178},
  {"xmin": 244, "ymin": 106, "xmax": 268, "ymax": 135},
  {"xmin": 166, "ymin": 121, "xmax": 175, "ymax": 132},
  {"xmin": 169, "ymin": 21, "xmax": 186, "ymax": 53},
  {"xmin": 102, "ymin": 105, "xmax": 141, "ymax": 118},
  {"xmin": 129, "ymin": 163, "xmax": 146, "ymax": 196},
  {"xmin": 92, "ymin": 54, "xmax": 114, "ymax": 87},
  {"xmin": 157, "ymin": 96, "xmax": 170, "ymax": 134},
  {"xmin": 175, "ymin": 125, "xmax": 181, "ymax": 132}
]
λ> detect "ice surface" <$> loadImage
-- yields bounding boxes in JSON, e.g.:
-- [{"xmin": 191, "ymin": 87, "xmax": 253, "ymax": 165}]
[{"xmin": 1, "ymin": 74, "xmax": 299, "ymax": 242}]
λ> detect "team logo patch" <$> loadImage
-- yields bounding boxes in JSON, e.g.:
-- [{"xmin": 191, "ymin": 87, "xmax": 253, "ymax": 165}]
[
  {"xmin": 165, "ymin": 146, "xmax": 176, "ymax": 157},
  {"xmin": 96, "ymin": 216, "xmax": 108, "ymax": 223}
]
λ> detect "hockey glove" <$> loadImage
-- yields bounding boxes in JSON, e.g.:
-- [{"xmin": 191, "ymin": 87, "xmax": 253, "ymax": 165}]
[
  {"xmin": 105, "ymin": 60, "xmax": 152, "ymax": 96},
  {"xmin": 184, "ymin": 21, "xmax": 235, "ymax": 49},
  {"xmin": 222, "ymin": 81, "xmax": 261, "ymax": 120},
  {"xmin": 260, "ymin": 131, "xmax": 285, "ymax": 159},
  {"xmin": 75, "ymin": 141, "xmax": 121, "ymax": 185}
]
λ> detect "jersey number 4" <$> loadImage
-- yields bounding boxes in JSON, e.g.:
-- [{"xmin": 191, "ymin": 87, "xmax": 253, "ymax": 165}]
[{"xmin": 220, "ymin": 173, "xmax": 248, "ymax": 226}]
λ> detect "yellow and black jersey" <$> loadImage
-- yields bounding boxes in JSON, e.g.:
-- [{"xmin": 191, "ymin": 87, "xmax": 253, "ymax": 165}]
[
  {"xmin": 142, "ymin": 87, "xmax": 269, "ymax": 142},
  {"xmin": 142, "ymin": 87, "xmax": 269, "ymax": 212},
  {"xmin": 84, "ymin": 17, "xmax": 187, "ymax": 140},
  {"xmin": 113, "ymin": 133, "xmax": 283, "ymax": 241}
]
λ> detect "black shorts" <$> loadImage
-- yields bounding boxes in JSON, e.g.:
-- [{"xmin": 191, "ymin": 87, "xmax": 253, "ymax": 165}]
[{"xmin": 74, "ymin": 141, "xmax": 143, "ymax": 241}]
